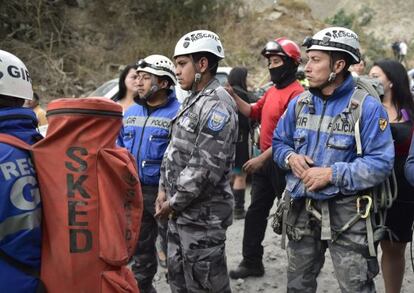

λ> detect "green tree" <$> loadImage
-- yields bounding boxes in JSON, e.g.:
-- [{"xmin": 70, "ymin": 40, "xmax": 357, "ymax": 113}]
[{"xmin": 326, "ymin": 9, "xmax": 355, "ymax": 29}]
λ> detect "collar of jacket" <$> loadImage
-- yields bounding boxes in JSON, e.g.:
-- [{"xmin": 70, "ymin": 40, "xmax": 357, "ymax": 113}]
[
  {"xmin": 0, "ymin": 107, "xmax": 41, "ymax": 142},
  {"xmin": 309, "ymin": 73, "xmax": 355, "ymax": 101},
  {"xmin": 187, "ymin": 78, "xmax": 220, "ymax": 104}
]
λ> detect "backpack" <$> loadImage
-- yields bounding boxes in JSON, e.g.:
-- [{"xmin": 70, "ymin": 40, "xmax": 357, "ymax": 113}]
[
  {"xmin": 271, "ymin": 76, "xmax": 397, "ymax": 256},
  {"xmin": 0, "ymin": 98, "xmax": 143, "ymax": 292}
]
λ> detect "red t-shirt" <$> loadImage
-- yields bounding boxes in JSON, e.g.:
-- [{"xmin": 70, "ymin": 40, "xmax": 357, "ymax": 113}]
[{"xmin": 250, "ymin": 81, "xmax": 304, "ymax": 151}]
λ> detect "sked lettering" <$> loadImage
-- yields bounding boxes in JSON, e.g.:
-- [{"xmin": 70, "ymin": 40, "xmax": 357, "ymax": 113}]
[{"xmin": 65, "ymin": 146, "xmax": 92, "ymax": 253}]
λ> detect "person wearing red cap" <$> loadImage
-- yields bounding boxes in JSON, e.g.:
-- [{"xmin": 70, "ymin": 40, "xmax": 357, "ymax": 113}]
[{"xmin": 228, "ymin": 37, "xmax": 304, "ymax": 279}]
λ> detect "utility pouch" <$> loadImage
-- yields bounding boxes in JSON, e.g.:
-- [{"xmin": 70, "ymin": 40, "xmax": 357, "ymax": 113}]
[
  {"xmin": 270, "ymin": 191, "xmax": 291, "ymax": 235},
  {"xmin": 285, "ymin": 196, "xmax": 305, "ymax": 226},
  {"xmin": 285, "ymin": 197, "xmax": 307, "ymax": 243}
]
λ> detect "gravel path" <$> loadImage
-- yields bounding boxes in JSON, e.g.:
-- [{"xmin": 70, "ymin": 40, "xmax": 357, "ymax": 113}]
[{"xmin": 154, "ymin": 185, "xmax": 414, "ymax": 292}]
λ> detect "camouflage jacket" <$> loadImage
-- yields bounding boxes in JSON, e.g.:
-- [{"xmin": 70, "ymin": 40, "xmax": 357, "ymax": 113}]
[{"xmin": 160, "ymin": 79, "xmax": 238, "ymax": 227}]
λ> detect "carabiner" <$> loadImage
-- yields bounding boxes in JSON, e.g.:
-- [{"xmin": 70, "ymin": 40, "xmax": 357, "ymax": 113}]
[{"xmin": 357, "ymin": 195, "xmax": 372, "ymax": 219}]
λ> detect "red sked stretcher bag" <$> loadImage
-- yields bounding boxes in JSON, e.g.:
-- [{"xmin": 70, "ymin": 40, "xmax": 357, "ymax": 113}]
[
  {"xmin": 0, "ymin": 98, "xmax": 143, "ymax": 292},
  {"xmin": 40, "ymin": 98, "xmax": 143, "ymax": 292}
]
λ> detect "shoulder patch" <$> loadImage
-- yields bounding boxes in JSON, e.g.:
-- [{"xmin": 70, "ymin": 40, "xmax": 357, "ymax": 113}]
[
  {"xmin": 379, "ymin": 118, "xmax": 388, "ymax": 131},
  {"xmin": 207, "ymin": 109, "xmax": 228, "ymax": 132}
]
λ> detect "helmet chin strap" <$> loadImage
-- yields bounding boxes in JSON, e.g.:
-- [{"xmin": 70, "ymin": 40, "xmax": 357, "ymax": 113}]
[{"xmin": 141, "ymin": 76, "xmax": 160, "ymax": 101}]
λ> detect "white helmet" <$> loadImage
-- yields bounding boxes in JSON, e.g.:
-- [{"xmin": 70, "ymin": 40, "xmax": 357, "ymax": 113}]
[
  {"xmin": 303, "ymin": 27, "xmax": 361, "ymax": 64},
  {"xmin": 136, "ymin": 54, "xmax": 177, "ymax": 85},
  {"xmin": 0, "ymin": 50, "xmax": 33, "ymax": 100},
  {"xmin": 173, "ymin": 30, "xmax": 224, "ymax": 59}
]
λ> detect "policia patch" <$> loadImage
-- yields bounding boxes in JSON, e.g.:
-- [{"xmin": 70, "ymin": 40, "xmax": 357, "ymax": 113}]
[{"xmin": 379, "ymin": 118, "xmax": 388, "ymax": 131}]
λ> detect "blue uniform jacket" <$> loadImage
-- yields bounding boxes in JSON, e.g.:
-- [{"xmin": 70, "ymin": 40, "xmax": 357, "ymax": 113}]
[
  {"xmin": 405, "ymin": 135, "xmax": 414, "ymax": 186},
  {"xmin": 272, "ymin": 75, "xmax": 395, "ymax": 200},
  {"xmin": 0, "ymin": 107, "xmax": 42, "ymax": 293},
  {"xmin": 118, "ymin": 91, "xmax": 180, "ymax": 186}
]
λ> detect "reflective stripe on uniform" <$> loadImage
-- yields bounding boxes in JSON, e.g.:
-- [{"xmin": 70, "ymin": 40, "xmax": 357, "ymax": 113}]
[
  {"xmin": 123, "ymin": 116, "xmax": 172, "ymax": 130},
  {"xmin": 297, "ymin": 113, "xmax": 355, "ymax": 136},
  {"xmin": 0, "ymin": 208, "xmax": 41, "ymax": 242}
]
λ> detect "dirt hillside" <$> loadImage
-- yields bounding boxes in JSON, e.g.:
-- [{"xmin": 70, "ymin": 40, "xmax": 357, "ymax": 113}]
[
  {"xmin": 1, "ymin": 0, "xmax": 411, "ymax": 102},
  {"xmin": 304, "ymin": 0, "xmax": 414, "ymax": 42},
  {"xmin": 1, "ymin": 0, "xmax": 320, "ymax": 101}
]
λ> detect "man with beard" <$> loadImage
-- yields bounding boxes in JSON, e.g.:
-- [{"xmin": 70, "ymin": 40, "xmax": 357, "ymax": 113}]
[{"xmin": 228, "ymin": 37, "xmax": 304, "ymax": 279}]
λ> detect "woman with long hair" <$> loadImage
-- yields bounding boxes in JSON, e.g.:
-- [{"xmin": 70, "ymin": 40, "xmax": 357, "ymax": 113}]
[
  {"xmin": 227, "ymin": 67, "xmax": 253, "ymax": 219},
  {"xmin": 113, "ymin": 64, "xmax": 139, "ymax": 111},
  {"xmin": 369, "ymin": 59, "xmax": 414, "ymax": 293}
]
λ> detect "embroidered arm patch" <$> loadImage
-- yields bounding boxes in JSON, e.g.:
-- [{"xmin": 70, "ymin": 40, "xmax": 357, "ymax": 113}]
[
  {"xmin": 207, "ymin": 109, "xmax": 228, "ymax": 132},
  {"xmin": 379, "ymin": 118, "xmax": 387, "ymax": 131}
]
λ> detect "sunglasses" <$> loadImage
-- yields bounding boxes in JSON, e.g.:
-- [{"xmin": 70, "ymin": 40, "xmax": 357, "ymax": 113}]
[{"xmin": 136, "ymin": 59, "xmax": 175, "ymax": 76}]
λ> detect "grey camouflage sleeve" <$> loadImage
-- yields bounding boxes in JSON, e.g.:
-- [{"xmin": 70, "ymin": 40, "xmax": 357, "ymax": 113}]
[
  {"xmin": 169, "ymin": 100, "xmax": 237, "ymax": 211},
  {"xmin": 159, "ymin": 152, "xmax": 167, "ymax": 192}
]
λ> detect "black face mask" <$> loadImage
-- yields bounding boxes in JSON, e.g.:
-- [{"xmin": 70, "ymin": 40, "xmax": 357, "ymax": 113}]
[
  {"xmin": 269, "ymin": 66, "xmax": 286, "ymax": 85},
  {"xmin": 268, "ymin": 59, "xmax": 298, "ymax": 89}
]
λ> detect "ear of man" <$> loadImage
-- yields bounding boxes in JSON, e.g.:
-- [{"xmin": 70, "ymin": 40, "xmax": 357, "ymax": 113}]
[
  {"xmin": 159, "ymin": 78, "xmax": 169, "ymax": 89},
  {"xmin": 197, "ymin": 56, "xmax": 209, "ymax": 74},
  {"xmin": 331, "ymin": 51, "xmax": 352, "ymax": 74},
  {"xmin": 334, "ymin": 59, "xmax": 346, "ymax": 74}
]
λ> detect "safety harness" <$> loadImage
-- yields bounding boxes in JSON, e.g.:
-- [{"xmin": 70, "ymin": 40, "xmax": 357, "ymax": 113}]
[{"xmin": 271, "ymin": 76, "xmax": 397, "ymax": 256}]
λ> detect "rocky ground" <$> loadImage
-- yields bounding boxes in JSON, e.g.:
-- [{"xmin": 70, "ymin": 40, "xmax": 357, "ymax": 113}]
[{"xmin": 153, "ymin": 185, "xmax": 414, "ymax": 292}]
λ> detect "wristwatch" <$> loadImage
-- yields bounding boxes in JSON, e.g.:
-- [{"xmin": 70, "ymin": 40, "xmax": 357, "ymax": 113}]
[{"xmin": 284, "ymin": 152, "xmax": 294, "ymax": 169}]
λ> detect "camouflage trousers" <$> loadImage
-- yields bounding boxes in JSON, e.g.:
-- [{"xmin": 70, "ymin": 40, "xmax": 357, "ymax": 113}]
[
  {"xmin": 286, "ymin": 195, "xmax": 379, "ymax": 293},
  {"xmin": 167, "ymin": 220, "xmax": 231, "ymax": 293},
  {"xmin": 131, "ymin": 185, "xmax": 165, "ymax": 293}
]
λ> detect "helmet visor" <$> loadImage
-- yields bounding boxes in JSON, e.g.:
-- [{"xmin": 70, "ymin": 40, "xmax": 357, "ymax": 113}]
[{"xmin": 262, "ymin": 41, "xmax": 287, "ymax": 57}]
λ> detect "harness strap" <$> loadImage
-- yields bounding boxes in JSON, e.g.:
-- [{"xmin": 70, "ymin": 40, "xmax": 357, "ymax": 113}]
[
  {"xmin": 320, "ymin": 201, "xmax": 332, "ymax": 240},
  {"xmin": 366, "ymin": 215, "xmax": 376, "ymax": 256},
  {"xmin": 332, "ymin": 213, "xmax": 361, "ymax": 242},
  {"xmin": 305, "ymin": 199, "xmax": 332, "ymax": 241},
  {"xmin": 281, "ymin": 192, "xmax": 290, "ymax": 250}
]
